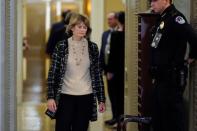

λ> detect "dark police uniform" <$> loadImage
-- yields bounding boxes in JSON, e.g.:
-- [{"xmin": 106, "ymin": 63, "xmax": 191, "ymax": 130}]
[{"xmin": 150, "ymin": 4, "xmax": 197, "ymax": 131}]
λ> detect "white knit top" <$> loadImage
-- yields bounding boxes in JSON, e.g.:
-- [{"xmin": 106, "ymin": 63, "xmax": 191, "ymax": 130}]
[{"xmin": 61, "ymin": 37, "xmax": 92, "ymax": 95}]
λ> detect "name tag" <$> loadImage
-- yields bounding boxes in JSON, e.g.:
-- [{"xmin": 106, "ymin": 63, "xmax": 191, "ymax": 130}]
[{"xmin": 151, "ymin": 33, "xmax": 162, "ymax": 48}]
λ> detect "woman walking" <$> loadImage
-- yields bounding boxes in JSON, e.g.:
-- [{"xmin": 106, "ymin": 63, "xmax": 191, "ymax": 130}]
[{"xmin": 46, "ymin": 13, "xmax": 106, "ymax": 131}]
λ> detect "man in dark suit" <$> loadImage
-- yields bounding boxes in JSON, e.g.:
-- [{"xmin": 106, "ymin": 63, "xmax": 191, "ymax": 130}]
[
  {"xmin": 46, "ymin": 10, "xmax": 71, "ymax": 57},
  {"xmin": 106, "ymin": 11, "xmax": 125, "ymax": 126},
  {"xmin": 99, "ymin": 12, "xmax": 118, "ymax": 126}
]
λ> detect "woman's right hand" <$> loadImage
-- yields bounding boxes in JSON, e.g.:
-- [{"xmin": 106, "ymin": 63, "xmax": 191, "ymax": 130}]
[{"xmin": 47, "ymin": 99, "xmax": 57, "ymax": 112}]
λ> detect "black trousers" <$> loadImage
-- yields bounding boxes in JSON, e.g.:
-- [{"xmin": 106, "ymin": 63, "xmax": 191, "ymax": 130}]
[
  {"xmin": 108, "ymin": 72, "xmax": 124, "ymax": 120},
  {"xmin": 107, "ymin": 78, "xmax": 117, "ymax": 119},
  {"xmin": 152, "ymin": 67, "xmax": 187, "ymax": 131},
  {"xmin": 55, "ymin": 94, "xmax": 92, "ymax": 131}
]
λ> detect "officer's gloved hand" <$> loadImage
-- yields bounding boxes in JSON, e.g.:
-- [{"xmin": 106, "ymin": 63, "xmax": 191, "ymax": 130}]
[{"xmin": 187, "ymin": 58, "xmax": 195, "ymax": 64}]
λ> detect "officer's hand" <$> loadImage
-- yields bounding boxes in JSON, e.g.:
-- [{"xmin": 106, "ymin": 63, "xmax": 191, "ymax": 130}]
[
  {"xmin": 107, "ymin": 72, "xmax": 114, "ymax": 80},
  {"xmin": 188, "ymin": 58, "xmax": 195, "ymax": 64}
]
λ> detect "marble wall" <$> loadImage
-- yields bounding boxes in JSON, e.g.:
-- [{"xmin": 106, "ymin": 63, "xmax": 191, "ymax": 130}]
[
  {"xmin": 174, "ymin": 0, "xmax": 190, "ymax": 21},
  {"xmin": 0, "ymin": 0, "xmax": 5, "ymax": 131},
  {"xmin": 174, "ymin": 1, "xmax": 197, "ymax": 131},
  {"xmin": 188, "ymin": 0, "xmax": 197, "ymax": 130}
]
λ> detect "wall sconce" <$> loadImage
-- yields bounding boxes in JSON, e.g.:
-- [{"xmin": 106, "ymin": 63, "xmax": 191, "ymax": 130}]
[
  {"xmin": 122, "ymin": 0, "xmax": 126, "ymax": 5},
  {"xmin": 84, "ymin": 0, "xmax": 91, "ymax": 17}
]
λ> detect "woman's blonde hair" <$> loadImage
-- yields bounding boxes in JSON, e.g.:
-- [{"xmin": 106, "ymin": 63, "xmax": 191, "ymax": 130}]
[{"xmin": 66, "ymin": 13, "xmax": 92, "ymax": 38}]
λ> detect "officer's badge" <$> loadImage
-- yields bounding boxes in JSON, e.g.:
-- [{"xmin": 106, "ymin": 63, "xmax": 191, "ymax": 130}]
[
  {"xmin": 159, "ymin": 21, "xmax": 164, "ymax": 29},
  {"xmin": 151, "ymin": 33, "xmax": 162, "ymax": 48},
  {"xmin": 175, "ymin": 16, "xmax": 185, "ymax": 24}
]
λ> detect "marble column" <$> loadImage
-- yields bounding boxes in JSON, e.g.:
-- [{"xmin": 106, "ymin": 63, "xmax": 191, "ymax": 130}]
[
  {"xmin": 1, "ymin": 0, "xmax": 17, "ymax": 131},
  {"xmin": 125, "ymin": 0, "xmax": 149, "ymax": 130},
  {"xmin": 0, "ymin": 1, "xmax": 6, "ymax": 131},
  {"xmin": 90, "ymin": 0, "xmax": 104, "ymax": 49}
]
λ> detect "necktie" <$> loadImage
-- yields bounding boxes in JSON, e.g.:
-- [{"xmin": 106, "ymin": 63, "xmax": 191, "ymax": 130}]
[{"xmin": 104, "ymin": 31, "xmax": 112, "ymax": 65}]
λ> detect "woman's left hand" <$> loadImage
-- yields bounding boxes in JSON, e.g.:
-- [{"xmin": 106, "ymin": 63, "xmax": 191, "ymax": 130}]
[{"xmin": 98, "ymin": 102, "xmax": 106, "ymax": 113}]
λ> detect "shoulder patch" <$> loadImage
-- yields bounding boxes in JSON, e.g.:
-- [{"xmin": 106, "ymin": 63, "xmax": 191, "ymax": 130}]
[{"xmin": 175, "ymin": 16, "xmax": 185, "ymax": 24}]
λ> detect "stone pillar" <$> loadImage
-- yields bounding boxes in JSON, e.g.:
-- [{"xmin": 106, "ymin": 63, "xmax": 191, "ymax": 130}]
[
  {"xmin": 125, "ymin": 0, "xmax": 149, "ymax": 130},
  {"xmin": 0, "ymin": 1, "xmax": 5, "ymax": 131},
  {"xmin": 3, "ymin": 0, "xmax": 17, "ymax": 130},
  {"xmin": 16, "ymin": 0, "xmax": 23, "ymax": 104},
  {"xmin": 90, "ymin": 0, "xmax": 104, "ymax": 49}
]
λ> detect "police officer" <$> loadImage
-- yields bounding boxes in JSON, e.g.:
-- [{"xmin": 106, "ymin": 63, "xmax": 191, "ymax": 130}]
[{"xmin": 150, "ymin": 0, "xmax": 197, "ymax": 131}]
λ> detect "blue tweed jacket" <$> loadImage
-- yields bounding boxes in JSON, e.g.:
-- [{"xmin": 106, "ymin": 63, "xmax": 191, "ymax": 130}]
[{"xmin": 47, "ymin": 39, "xmax": 105, "ymax": 121}]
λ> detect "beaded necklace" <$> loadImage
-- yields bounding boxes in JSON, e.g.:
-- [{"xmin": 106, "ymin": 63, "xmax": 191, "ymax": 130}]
[{"xmin": 69, "ymin": 37, "xmax": 86, "ymax": 66}]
